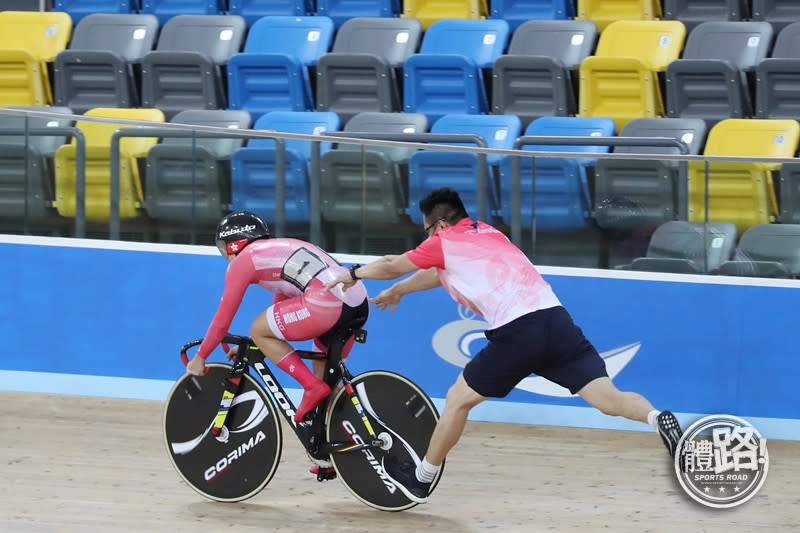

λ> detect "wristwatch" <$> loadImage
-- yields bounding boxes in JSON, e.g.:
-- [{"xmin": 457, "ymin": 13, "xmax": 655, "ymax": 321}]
[{"xmin": 349, "ymin": 263, "xmax": 362, "ymax": 280}]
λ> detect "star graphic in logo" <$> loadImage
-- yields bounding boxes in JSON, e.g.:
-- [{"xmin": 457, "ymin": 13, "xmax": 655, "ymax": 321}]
[
  {"xmin": 230, "ymin": 242, "xmax": 239, "ymax": 252},
  {"xmin": 704, "ymin": 487, "xmax": 711, "ymax": 493},
  {"xmin": 719, "ymin": 487, "xmax": 726, "ymax": 493}
]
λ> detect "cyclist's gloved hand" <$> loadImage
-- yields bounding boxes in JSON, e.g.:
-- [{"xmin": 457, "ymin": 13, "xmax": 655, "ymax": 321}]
[{"xmin": 186, "ymin": 355, "xmax": 206, "ymax": 376}]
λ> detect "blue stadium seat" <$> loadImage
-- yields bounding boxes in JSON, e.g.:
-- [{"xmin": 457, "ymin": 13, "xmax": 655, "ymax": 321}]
[
  {"xmin": 53, "ymin": 0, "xmax": 137, "ymax": 24},
  {"xmin": 230, "ymin": 111, "xmax": 340, "ymax": 224},
  {"xmin": 407, "ymin": 113, "xmax": 522, "ymax": 224},
  {"xmin": 403, "ymin": 19, "xmax": 510, "ymax": 124},
  {"xmin": 316, "ymin": 0, "xmax": 401, "ymax": 28},
  {"xmin": 227, "ymin": 16, "xmax": 335, "ymax": 120},
  {"xmin": 139, "ymin": 0, "xmax": 225, "ymax": 25},
  {"xmin": 499, "ymin": 116, "xmax": 616, "ymax": 230},
  {"xmin": 488, "ymin": 0, "xmax": 575, "ymax": 31},
  {"xmin": 227, "ymin": 0, "xmax": 313, "ymax": 26}
]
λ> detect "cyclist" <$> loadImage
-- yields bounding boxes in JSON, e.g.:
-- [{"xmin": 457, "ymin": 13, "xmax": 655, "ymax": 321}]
[
  {"xmin": 325, "ymin": 187, "xmax": 683, "ymax": 504},
  {"xmin": 186, "ymin": 211, "xmax": 369, "ymax": 433}
]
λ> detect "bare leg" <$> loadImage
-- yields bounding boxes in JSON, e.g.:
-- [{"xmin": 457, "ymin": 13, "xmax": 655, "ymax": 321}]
[
  {"xmin": 577, "ymin": 376, "xmax": 654, "ymax": 423},
  {"xmin": 250, "ymin": 315, "xmax": 295, "ymax": 364},
  {"xmin": 424, "ymin": 373, "xmax": 487, "ymax": 465}
]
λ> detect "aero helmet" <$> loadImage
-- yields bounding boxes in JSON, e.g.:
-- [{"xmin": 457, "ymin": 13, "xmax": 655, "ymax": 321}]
[{"xmin": 215, "ymin": 211, "xmax": 270, "ymax": 256}]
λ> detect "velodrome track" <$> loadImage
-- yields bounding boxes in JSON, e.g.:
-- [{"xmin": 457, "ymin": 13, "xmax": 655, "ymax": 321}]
[{"xmin": 2, "ymin": 391, "xmax": 797, "ymax": 532}]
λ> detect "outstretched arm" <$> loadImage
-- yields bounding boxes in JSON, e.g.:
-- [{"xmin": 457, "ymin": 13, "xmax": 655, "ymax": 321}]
[
  {"xmin": 324, "ymin": 254, "xmax": 420, "ymax": 291},
  {"xmin": 373, "ymin": 267, "xmax": 441, "ymax": 312}
]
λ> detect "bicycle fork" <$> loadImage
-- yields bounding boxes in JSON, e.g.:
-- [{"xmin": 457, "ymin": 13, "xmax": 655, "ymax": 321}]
[{"xmin": 210, "ymin": 358, "xmax": 248, "ymax": 439}]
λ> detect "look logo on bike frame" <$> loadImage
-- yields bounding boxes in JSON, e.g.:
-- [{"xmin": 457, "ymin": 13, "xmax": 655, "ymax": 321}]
[{"xmin": 163, "ymin": 321, "xmax": 445, "ymax": 511}]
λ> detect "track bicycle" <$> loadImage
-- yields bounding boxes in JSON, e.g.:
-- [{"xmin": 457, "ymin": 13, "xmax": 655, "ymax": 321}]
[{"xmin": 163, "ymin": 316, "xmax": 443, "ymax": 511}]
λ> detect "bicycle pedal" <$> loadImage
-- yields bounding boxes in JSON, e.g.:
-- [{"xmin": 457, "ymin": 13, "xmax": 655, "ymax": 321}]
[{"xmin": 310, "ymin": 465, "xmax": 337, "ymax": 482}]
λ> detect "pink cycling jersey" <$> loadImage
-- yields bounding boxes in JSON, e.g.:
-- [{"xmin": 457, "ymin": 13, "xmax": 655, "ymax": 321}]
[
  {"xmin": 405, "ymin": 218, "xmax": 561, "ymax": 329},
  {"xmin": 196, "ymin": 238, "xmax": 367, "ymax": 359}
]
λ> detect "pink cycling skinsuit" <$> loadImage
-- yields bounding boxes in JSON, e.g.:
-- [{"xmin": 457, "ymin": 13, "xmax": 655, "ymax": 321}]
[{"xmin": 195, "ymin": 238, "xmax": 368, "ymax": 361}]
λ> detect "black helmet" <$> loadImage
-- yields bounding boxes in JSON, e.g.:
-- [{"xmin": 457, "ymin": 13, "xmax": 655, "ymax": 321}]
[{"xmin": 216, "ymin": 211, "xmax": 270, "ymax": 256}]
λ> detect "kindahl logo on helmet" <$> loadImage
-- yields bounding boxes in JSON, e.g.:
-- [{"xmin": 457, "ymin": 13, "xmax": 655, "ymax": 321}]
[{"xmin": 219, "ymin": 224, "xmax": 257, "ymax": 238}]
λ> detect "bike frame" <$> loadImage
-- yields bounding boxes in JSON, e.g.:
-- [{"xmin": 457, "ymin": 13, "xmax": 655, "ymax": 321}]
[{"xmin": 179, "ymin": 326, "xmax": 385, "ymax": 479}]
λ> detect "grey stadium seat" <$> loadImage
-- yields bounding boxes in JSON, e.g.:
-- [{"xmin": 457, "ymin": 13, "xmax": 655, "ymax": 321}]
[
  {"xmin": 320, "ymin": 112, "xmax": 428, "ymax": 252},
  {"xmin": 751, "ymin": 0, "xmax": 800, "ymax": 34},
  {"xmin": 53, "ymin": 13, "xmax": 159, "ymax": 114},
  {"xmin": 315, "ymin": 17, "xmax": 423, "ymax": 125},
  {"xmin": 755, "ymin": 22, "xmax": 800, "ymax": 119},
  {"xmin": 624, "ymin": 220, "xmax": 738, "ymax": 274},
  {"xmin": 594, "ymin": 117, "xmax": 707, "ymax": 232},
  {"xmin": 716, "ymin": 223, "xmax": 800, "ymax": 278},
  {"xmin": 140, "ymin": 15, "xmax": 247, "ymax": 119},
  {"xmin": 0, "ymin": 106, "xmax": 73, "ymax": 224},
  {"xmin": 491, "ymin": 19, "xmax": 598, "ymax": 126},
  {"xmin": 665, "ymin": 21, "xmax": 774, "ymax": 125},
  {"xmin": 662, "ymin": 0, "xmax": 749, "ymax": 32},
  {"xmin": 144, "ymin": 109, "xmax": 252, "ymax": 234},
  {"xmin": 778, "ymin": 162, "xmax": 800, "ymax": 225}
]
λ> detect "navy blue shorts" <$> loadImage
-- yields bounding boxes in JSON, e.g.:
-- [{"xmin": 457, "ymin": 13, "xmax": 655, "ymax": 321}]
[{"xmin": 462, "ymin": 306, "xmax": 608, "ymax": 398}]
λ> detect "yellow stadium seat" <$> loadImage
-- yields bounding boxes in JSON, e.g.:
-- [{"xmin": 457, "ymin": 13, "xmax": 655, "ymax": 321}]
[
  {"xmin": 688, "ymin": 119, "xmax": 800, "ymax": 233},
  {"xmin": 54, "ymin": 108, "xmax": 165, "ymax": 222},
  {"xmin": 579, "ymin": 20, "xmax": 685, "ymax": 130},
  {"xmin": 576, "ymin": 0, "xmax": 662, "ymax": 32},
  {"xmin": 402, "ymin": 0, "xmax": 488, "ymax": 30},
  {"xmin": 0, "ymin": 11, "xmax": 72, "ymax": 106}
]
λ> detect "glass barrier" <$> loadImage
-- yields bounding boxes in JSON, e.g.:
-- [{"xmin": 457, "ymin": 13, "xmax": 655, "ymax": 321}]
[{"xmin": 2, "ymin": 107, "xmax": 799, "ymax": 280}]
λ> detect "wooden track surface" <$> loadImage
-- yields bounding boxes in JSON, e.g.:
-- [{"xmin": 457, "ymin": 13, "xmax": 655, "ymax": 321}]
[{"xmin": 2, "ymin": 391, "xmax": 797, "ymax": 532}]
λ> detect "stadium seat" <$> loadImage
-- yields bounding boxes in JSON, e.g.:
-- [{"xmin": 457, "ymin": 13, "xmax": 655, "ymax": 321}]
[
  {"xmin": 320, "ymin": 112, "xmax": 428, "ymax": 225},
  {"xmin": 488, "ymin": 0, "xmax": 575, "ymax": 31},
  {"xmin": 53, "ymin": 13, "xmax": 159, "ymax": 114},
  {"xmin": 407, "ymin": 113, "xmax": 521, "ymax": 224},
  {"xmin": 578, "ymin": 20, "xmax": 686, "ymax": 130},
  {"xmin": 687, "ymin": 119, "xmax": 800, "ymax": 233},
  {"xmin": 716, "ymin": 223, "xmax": 800, "ymax": 278},
  {"xmin": 0, "ymin": 106, "xmax": 73, "ymax": 225},
  {"xmin": 778, "ymin": 162, "xmax": 800, "ymax": 225},
  {"xmin": 594, "ymin": 117, "xmax": 707, "ymax": 232},
  {"xmin": 53, "ymin": 107, "xmax": 165, "ymax": 222},
  {"xmin": 402, "ymin": 0, "xmax": 488, "ymax": 30},
  {"xmin": 140, "ymin": 14, "xmax": 247, "ymax": 119},
  {"xmin": 144, "ymin": 110, "xmax": 251, "ymax": 235},
  {"xmin": 139, "ymin": 0, "xmax": 225, "ymax": 25},
  {"xmin": 316, "ymin": 17, "xmax": 422, "ymax": 124},
  {"xmin": 665, "ymin": 21, "xmax": 774, "ymax": 126},
  {"xmin": 0, "ymin": 11, "xmax": 72, "ymax": 107},
  {"xmin": 316, "ymin": 0, "xmax": 401, "ymax": 29},
  {"xmin": 662, "ymin": 0, "xmax": 749, "ymax": 32},
  {"xmin": 319, "ymin": 112, "xmax": 427, "ymax": 252},
  {"xmin": 0, "ymin": 0, "xmax": 53, "ymax": 9},
  {"xmin": 230, "ymin": 111, "xmax": 340, "ymax": 225},
  {"xmin": 751, "ymin": 0, "xmax": 800, "ymax": 34},
  {"xmin": 492, "ymin": 19, "xmax": 598, "ymax": 126},
  {"xmin": 623, "ymin": 220, "xmax": 738, "ymax": 273},
  {"xmin": 227, "ymin": 16, "xmax": 335, "ymax": 120},
  {"xmin": 53, "ymin": 0, "xmax": 137, "ymax": 24},
  {"xmin": 227, "ymin": 0, "xmax": 313, "ymax": 26},
  {"xmin": 576, "ymin": 0, "xmax": 662, "ymax": 32},
  {"xmin": 403, "ymin": 19, "xmax": 510, "ymax": 124},
  {"xmin": 755, "ymin": 22, "xmax": 800, "ymax": 119},
  {"xmin": 499, "ymin": 116, "xmax": 616, "ymax": 231}
]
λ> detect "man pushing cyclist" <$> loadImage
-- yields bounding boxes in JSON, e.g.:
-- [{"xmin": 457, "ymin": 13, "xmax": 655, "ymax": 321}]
[{"xmin": 325, "ymin": 187, "xmax": 684, "ymax": 504}]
